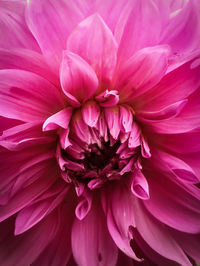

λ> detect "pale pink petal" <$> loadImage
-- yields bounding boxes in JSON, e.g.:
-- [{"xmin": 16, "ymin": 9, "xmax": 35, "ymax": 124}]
[
  {"xmin": 82, "ymin": 101, "xmax": 100, "ymax": 127},
  {"xmin": 72, "ymin": 200, "xmax": 118, "ymax": 266},
  {"xmin": 0, "ymin": 69, "xmax": 64, "ymax": 122},
  {"xmin": 0, "ymin": 1, "xmax": 39, "ymax": 51},
  {"xmin": 26, "ymin": 0, "xmax": 86, "ymax": 70},
  {"xmin": 119, "ymin": 105, "xmax": 133, "ymax": 133},
  {"xmin": 116, "ymin": 0, "xmax": 164, "ymax": 62},
  {"xmin": 96, "ymin": 90, "xmax": 119, "ymax": 107},
  {"xmin": 67, "ymin": 13, "xmax": 117, "ymax": 84},
  {"xmin": 105, "ymin": 106, "xmax": 120, "ymax": 140},
  {"xmin": 60, "ymin": 51, "xmax": 98, "ymax": 106},
  {"xmin": 134, "ymin": 199, "xmax": 192, "ymax": 265},
  {"xmin": 130, "ymin": 170, "xmax": 150, "ymax": 200},
  {"xmin": 43, "ymin": 107, "xmax": 72, "ymax": 131},
  {"xmin": 115, "ymin": 45, "xmax": 170, "ymax": 102},
  {"xmin": 128, "ymin": 123, "xmax": 141, "ymax": 149}
]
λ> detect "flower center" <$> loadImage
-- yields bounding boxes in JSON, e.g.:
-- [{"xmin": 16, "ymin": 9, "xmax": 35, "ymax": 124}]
[{"xmin": 54, "ymin": 101, "xmax": 151, "ymax": 191}]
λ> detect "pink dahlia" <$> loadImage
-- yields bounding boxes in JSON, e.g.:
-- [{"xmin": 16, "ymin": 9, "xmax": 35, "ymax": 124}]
[{"xmin": 1, "ymin": 0, "xmax": 200, "ymax": 265}]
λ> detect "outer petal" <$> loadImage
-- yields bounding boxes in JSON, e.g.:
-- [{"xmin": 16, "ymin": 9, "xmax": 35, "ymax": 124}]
[
  {"xmin": 104, "ymin": 183, "xmax": 141, "ymax": 260},
  {"xmin": 0, "ymin": 70, "xmax": 64, "ymax": 122},
  {"xmin": 72, "ymin": 199, "xmax": 118, "ymax": 266},
  {"xmin": 0, "ymin": 122, "xmax": 54, "ymax": 151},
  {"xmin": 161, "ymin": 0, "xmax": 200, "ymax": 56},
  {"xmin": 0, "ymin": 49, "xmax": 58, "ymax": 85},
  {"xmin": 67, "ymin": 13, "xmax": 117, "ymax": 84},
  {"xmin": 0, "ymin": 159, "xmax": 58, "ymax": 222},
  {"xmin": 0, "ymin": 1, "xmax": 39, "ymax": 51},
  {"xmin": 0, "ymin": 209, "xmax": 59, "ymax": 266},
  {"xmin": 116, "ymin": 0, "xmax": 163, "ymax": 62},
  {"xmin": 15, "ymin": 183, "xmax": 69, "ymax": 235},
  {"xmin": 60, "ymin": 51, "xmax": 98, "ymax": 106},
  {"xmin": 115, "ymin": 45, "xmax": 170, "ymax": 102},
  {"xmin": 134, "ymin": 199, "xmax": 192, "ymax": 265},
  {"xmin": 143, "ymin": 167, "xmax": 200, "ymax": 233},
  {"xmin": 26, "ymin": 0, "xmax": 85, "ymax": 70},
  {"xmin": 32, "ymin": 201, "xmax": 74, "ymax": 266},
  {"xmin": 135, "ymin": 56, "xmax": 200, "ymax": 112}
]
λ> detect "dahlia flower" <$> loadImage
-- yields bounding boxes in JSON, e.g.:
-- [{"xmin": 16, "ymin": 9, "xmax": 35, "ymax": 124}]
[{"xmin": 0, "ymin": 0, "xmax": 200, "ymax": 265}]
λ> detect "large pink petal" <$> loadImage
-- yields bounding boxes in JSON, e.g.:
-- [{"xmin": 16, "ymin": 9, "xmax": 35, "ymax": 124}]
[
  {"xmin": 143, "ymin": 167, "xmax": 200, "ymax": 233},
  {"xmin": 116, "ymin": 0, "xmax": 164, "ymax": 62},
  {"xmin": 15, "ymin": 182, "xmax": 69, "ymax": 235},
  {"xmin": 32, "ymin": 202, "xmax": 74, "ymax": 266},
  {"xmin": 160, "ymin": 0, "xmax": 200, "ymax": 56},
  {"xmin": 0, "ymin": 49, "xmax": 59, "ymax": 85},
  {"xmin": 60, "ymin": 51, "xmax": 98, "ymax": 106},
  {"xmin": 0, "ymin": 209, "xmax": 59, "ymax": 265},
  {"xmin": 0, "ymin": 161, "xmax": 58, "ymax": 222},
  {"xmin": 104, "ymin": 183, "xmax": 141, "ymax": 260},
  {"xmin": 115, "ymin": 45, "xmax": 170, "ymax": 102},
  {"xmin": 67, "ymin": 13, "xmax": 117, "ymax": 84},
  {"xmin": 26, "ymin": 0, "xmax": 86, "ymax": 71},
  {"xmin": 0, "ymin": 1, "xmax": 39, "ymax": 51},
  {"xmin": 170, "ymin": 229, "xmax": 200, "ymax": 263},
  {"xmin": 0, "ymin": 122, "xmax": 54, "ymax": 151},
  {"xmin": 72, "ymin": 199, "xmax": 118, "ymax": 266},
  {"xmin": 133, "ymin": 200, "xmax": 191, "ymax": 265},
  {"xmin": 135, "ymin": 56, "xmax": 200, "ymax": 112},
  {"xmin": 0, "ymin": 69, "xmax": 64, "ymax": 122},
  {"xmin": 141, "ymin": 88, "xmax": 200, "ymax": 134}
]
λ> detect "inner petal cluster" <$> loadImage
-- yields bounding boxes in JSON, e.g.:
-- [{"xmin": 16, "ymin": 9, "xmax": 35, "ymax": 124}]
[{"xmin": 46, "ymin": 98, "xmax": 151, "ymax": 191}]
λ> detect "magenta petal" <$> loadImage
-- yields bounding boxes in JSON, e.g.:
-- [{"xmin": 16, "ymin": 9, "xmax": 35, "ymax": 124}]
[
  {"xmin": 96, "ymin": 90, "xmax": 119, "ymax": 107},
  {"xmin": 137, "ymin": 56, "xmax": 200, "ymax": 112},
  {"xmin": 75, "ymin": 190, "xmax": 92, "ymax": 220},
  {"xmin": 130, "ymin": 170, "xmax": 150, "ymax": 200},
  {"xmin": 134, "ymin": 199, "xmax": 192, "ymax": 265},
  {"xmin": 0, "ymin": 48, "xmax": 58, "ymax": 85},
  {"xmin": 0, "ymin": 1, "xmax": 39, "ymax": 51},
  {"xmin": 0, "ymin": 210, "xmax": 59, "ymax": 265},
  {"xmin": 43, "ymin": 107, "xmax": 72, "ymax": 131},
  {"xmin": 116, "ymin": 45, "xmax": 170, "ymax": 102},
  {"xmin": 0, "ymin": 69, "xmax": 64, "ymax": 122},
  {"xmin": 105, "ymin": 106, "xmax": 120, "ymax": 140},
  {"xmin": 67, "ymin": 13, "xmax": 117, "ymax": 83},
  {"xmin": 0, "ymin": 122, "xmax": 54, "ymax": 151},
  {"xmin": 72, "ymin": 200, "xmax": 118, "ymax": 266},
  {"xmin": 154, "ymin": 151, "xmax": 199, "ymax": 184},
  {"xmin": 15, "ymin": 184, "xmax": 69, "ymax": 235},
  {"xmin": 0, "ymin": 164, "xmax": 58, "ymax": 222},
  {"xmin": 32, "ymin": 203, "xmax": 73, "ymax": 266},
  {"xmin": 116, "ymin": 0, "xmax": 164, "ymax": 62},
  {"xmin": 105, "ymin": 184, "xmax": 141, "ymax": 261},
  {"xmin": 26, "ymin": 0, "xmax": 85, "ymax": 70},
  {"xmin": 82, "ymin": 101, "xmax": 100, "ymax": 127},
  {"xmin": 60, "ymin": 51, "xmax": 98, "ymax": 105},
  {"xmin": 143, "ymin": 168, "xmax": 200, "ymax": 233},
  {"xmin": 161, "ymin": 0, "xmax": 200, "ymax": 56}
]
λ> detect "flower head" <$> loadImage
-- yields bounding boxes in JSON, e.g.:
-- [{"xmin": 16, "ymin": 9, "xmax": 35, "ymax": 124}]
[{"xmin": 0, "ymin": 0, "xmax": 200, "ymax": 265}]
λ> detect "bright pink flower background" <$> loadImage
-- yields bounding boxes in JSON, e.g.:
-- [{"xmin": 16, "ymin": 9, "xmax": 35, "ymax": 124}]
[{"xmin": 0, "ymin": 0, "xmax": 200, "ymax": 265}]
